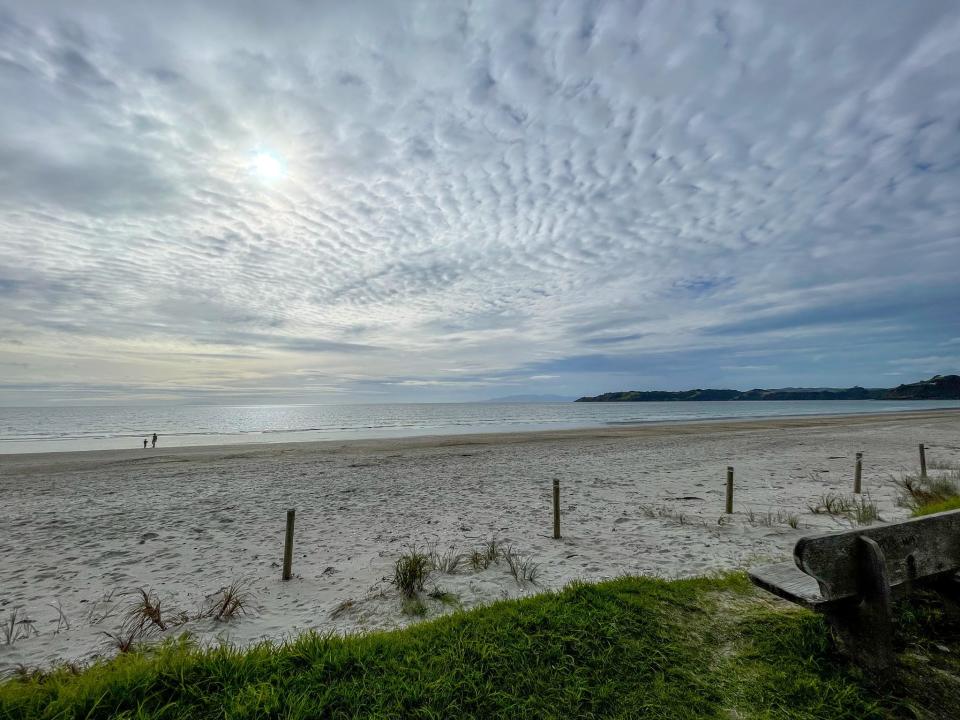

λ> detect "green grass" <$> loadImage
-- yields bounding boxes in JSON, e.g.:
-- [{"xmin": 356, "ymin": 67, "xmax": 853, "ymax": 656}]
[
  {"xmin": 3, "ymin": 573, "xmax": 959, "ymax": 719},
  {"xmin": 913, "ymin": 495, "xmax": 960, "ymax": 517},
  {"xmin": 898, "ymin": 466, "xmax": 960, "ymax": 517}
]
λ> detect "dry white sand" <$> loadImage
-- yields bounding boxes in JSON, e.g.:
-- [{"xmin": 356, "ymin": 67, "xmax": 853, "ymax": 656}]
[{"xmin": 2, "ymin": 410, "xmax": 959, "ymax": 672}]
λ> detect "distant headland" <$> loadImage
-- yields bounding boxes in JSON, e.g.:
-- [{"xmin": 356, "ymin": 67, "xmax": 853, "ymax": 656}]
[{"xmin": 575, "ymin": 374, "xmax": 960, "ymax": 402}]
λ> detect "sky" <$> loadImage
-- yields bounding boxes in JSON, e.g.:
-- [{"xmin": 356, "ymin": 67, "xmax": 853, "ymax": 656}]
[{"xmin": 0, "ymin": 0, "xmax": 959, "ymax": 406}]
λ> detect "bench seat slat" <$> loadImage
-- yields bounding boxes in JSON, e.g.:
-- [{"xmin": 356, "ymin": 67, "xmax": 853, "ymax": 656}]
[{"xmin": 748, "ymin": 561, "xmax": 827, "ymax": 609}]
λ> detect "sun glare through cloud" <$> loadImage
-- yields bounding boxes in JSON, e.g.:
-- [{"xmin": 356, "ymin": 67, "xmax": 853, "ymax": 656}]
[{"xmin": 252, "ymin": 151, "xmax": 285, "ymax": 181}]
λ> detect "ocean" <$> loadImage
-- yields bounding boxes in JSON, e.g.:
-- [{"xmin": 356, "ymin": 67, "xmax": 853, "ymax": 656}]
[{"xmin": 1, "ymin": 400, "xmax": 959, "ymax": 454}]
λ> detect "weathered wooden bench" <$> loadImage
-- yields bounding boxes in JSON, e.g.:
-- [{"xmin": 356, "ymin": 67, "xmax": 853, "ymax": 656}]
[{"xmin": 748, "ymin": 508, "xmax": 960, "ymax": 672}]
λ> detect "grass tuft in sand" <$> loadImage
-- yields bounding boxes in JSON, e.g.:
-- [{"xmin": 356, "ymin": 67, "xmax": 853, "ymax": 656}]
[
  {"xmin": 392, "ymin": 548, "xmax": 431, "ymax": 598},
  {"xmin": 1, "ymin": 610, "xmax": 38, "ymax": 647},
  {"xmin": 428, "ymin": 547, "xmax": 464, "ymax": 575},
  {"xmin": 501, "ymin": 545, "xmax": 540, "ymax": 587},
  {"xmin": 896, "ymin": 463, "xmax": 960, "ymax": 516},
  {"xmin": 202, "ymin": 580, "xmax": 254, "ymax": 622}
]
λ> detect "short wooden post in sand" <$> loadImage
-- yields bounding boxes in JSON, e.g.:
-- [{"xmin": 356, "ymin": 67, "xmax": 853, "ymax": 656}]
[
  {"xmin": 553, "ymin": 479, "xmax": 561, "ymax": 539},
  {"xmin": 282, "ymin": 508, "xmax": 296, "ymax": 581},
  {"xmin": 854, "ymin": 452, "xmax": 863, "ymax": 494},
  {"xmin": 919, "ymin": 443, "xmax": 928, "ymax": 479},
  {"xmin": 725, "ymin": 467, "xmax": 734, "ymax": 514}
]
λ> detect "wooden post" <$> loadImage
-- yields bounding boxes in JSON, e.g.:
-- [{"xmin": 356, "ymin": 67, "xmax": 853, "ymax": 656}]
[
  {"xmin": 282, "ymin": 509, "xmax": 295, "ymax": 581},
  {"xmin": 854, "ymin": 452, "xmax": 863, "ymax": 494},
  {"xmin": 919, "ymin": 443, "xmax": 927, "ymax": 479},
  {"xmin": 725, "ymin": 467, "xmax": 734, "ymax": 514},
  {"xmin": 553, "ymin": 479, "xmax": 561, "ymax": 539}
]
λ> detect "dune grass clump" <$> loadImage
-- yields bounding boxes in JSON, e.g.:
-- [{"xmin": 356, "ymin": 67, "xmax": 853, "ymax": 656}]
[
  {"xmin": 401, "ymin": 598, "xmax": 427, "ymax": 617},
  {"xmin": 49, "ymin": 601, "xmax": 69, "ymax": 635},
  {"xmin": 202, "ymin": 580, "xmax": 253, "ymax": 621},
  {"xmin": 126, "ymin": 588, "xmax": 171, "ymax": 632},
  {"xmin": 914, "ymin": 496, "xmax": 960, "ymax": 517},
  {"xmin": 808, "ymin": 492, "xmax": 855, "ymax": 517},
  {"xmin": 392, "ymin": 548, "xmax": 431, "ymax": 599},
  {"xmin": 851, "ymin": 495, "xmax": 881, "ymax": 526},
  {"xmin": 428, "ymin": 547, "xmax": 464, "ymax": 575},
  {"xmin": 502, "ymin": 545, "xmax": 540, "ymax": 587},
  {"xmin": 1, "ymin": 609, "xmax": 37, "ymax": 646},
  {"xmin": 469, "ymin": 539, "xmax": 501, "ymax": 571},
  {"xmin": 427, "ymin": 588, "xmax": 460, "ymax": 607},
  {"xmin": 329, "ymin": 600, "xmax": 355, "ymax": 620},
  {"xmin": 101, "ymin": 588, "xmax": 185, "ymax": 653},
  {"xmin": 743, "ymin": 507, "xmax": 800, "ymax": 529},
  {"xmin": 896, "ymin": 465, "xmax": 960, "ymax": 515},
  {"xmin": 100, "ymin": 624, "xmax": 147, "ymax": 654},
  {"xmin": 639, "ymin": 503, "xmax": 688, "ymax": 525},
  {"xmin": 808, "ymin": 492, "xmax": 880, "ymax": 526}
]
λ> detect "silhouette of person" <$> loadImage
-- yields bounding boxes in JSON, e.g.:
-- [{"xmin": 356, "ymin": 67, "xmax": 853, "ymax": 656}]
[
  {"xmin": 151, "ymin": 433, "xmax": 158, "ymax": 448},
  {"xmin": 143, "ymin": 438, "xmax": 148, "ymax": 449}
]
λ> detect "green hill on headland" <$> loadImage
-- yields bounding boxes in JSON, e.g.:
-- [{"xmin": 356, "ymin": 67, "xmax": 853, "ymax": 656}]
[{"xmin": 576, "ymin": 374, "xmax": 960, "ymax": 402}]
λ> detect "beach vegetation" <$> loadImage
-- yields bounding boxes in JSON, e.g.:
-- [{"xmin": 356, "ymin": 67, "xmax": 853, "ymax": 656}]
[
  {"xmin": 468, "ymin": 538, "xmax": 502, "ymax": 572},
  {"xmin": 638, "ymin": 503, "xmax": 658, "ymax": 518},
  {"xmin": 100, "ymin": 624, "xmax": 148, "ymax": 655},
  {"xmin": 913, "ymin": 496, "xmax": 960, "ymax": 517},
  {"xmin": 639, "ymin": 503, "xmax": 687, "ymax": 524},
  {"xmin": 808, "ymin": 492, "xmax": 855, "ymax": 516},
  {"xmin": 49, "ymin": 601, "xmax": 69, "ymax": 635},
  {"xmin": 808, "ymin": 492, "xmax": 881, "ymax": 526},
  {"xmin": 850, "ymin": 495, "xmax": 881, "ymax": 526},
  {"xmin": 125, "ymin": 588, "xmax": 173, "ymax": 632},
  {"xmin": 329, "ymin": 600, "xmax": 355, "ymax": 620},
  {"xmin": 4, "ymin": 573, "xmax": 960, "ymax": 719},
  {"xmin": 744, "ymin": 507, "xmax": 800, "ymax": 529},
  {"xmin": 202, "ymin": 580, "xmax": 253, "ymax": 622},
  {"xmin": 101, "ymin": 589, "xmax": 184, "ymax": 654},
  {"xmin": 392, "ymin": 548, "xmax": 431, "ymax": 598},
  {"xmin": 896, "ymin": 465, "xmax": 960, "ymax": 516},
  {"xmin": 1, "ymin": 609, "xmax": 37, "ymax": 646},
  {"xmin": 85, "ymin": 589, "xmax": 122, "ymax": 626},
  {"xmin": 502, "ymin": 545, "xmax": 541, "ymax": 587},
  {"xmin": 468, "ymin": 549, "xmax": 491, "ymax": 571},
  {"xmin": 401, "ymin": 598, "xmax": 427, "ymax": 617},
  {"xmin": 427, "ymin": 588, "xmax": 460, "ymax": 607},
  {"xmin": 428, "ymin": 546, "xmax": 464, "ymax": 574}
]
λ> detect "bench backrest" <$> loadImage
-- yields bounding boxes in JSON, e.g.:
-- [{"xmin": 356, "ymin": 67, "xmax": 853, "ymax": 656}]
[{"xmin": 793, "ymin": 508, "xmax": 960, "ymax": 601}]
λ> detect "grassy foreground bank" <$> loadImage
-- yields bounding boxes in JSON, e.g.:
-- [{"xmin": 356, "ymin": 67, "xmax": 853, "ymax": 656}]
[{"xmin": 3, "ymin": 573, "xmax": 959, "ymax": 720}]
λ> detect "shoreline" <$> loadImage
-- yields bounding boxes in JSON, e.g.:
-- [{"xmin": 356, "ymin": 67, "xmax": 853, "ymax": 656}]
[{"xmin": 3, "ymin": 406, "xmax": 959, "ymax": 464}]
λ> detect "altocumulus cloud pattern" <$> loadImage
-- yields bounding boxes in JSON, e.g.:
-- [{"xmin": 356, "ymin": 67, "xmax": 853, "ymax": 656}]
[{"xmin": 0, "ymin": 1, "xmax": 958, "ymax": 404}]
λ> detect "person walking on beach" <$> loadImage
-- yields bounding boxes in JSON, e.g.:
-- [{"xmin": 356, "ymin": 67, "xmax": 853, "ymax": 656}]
[
  {"xmin": 143, "ymin": 438, "xmax": 148, "ymax": 449},
  {"xmin": 151, "ymin": 433, "xmax": 158, "ymax": 448}
]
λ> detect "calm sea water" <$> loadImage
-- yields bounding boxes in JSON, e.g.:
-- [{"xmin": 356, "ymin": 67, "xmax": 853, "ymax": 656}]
[{"xmin": 1, "ymin": 400, "xmax": 959, "ymax": 454}]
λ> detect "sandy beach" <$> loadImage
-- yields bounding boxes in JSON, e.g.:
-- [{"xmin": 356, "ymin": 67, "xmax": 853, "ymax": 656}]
[{"xmin": 2, "ymin": 409, "xmax": 959, "ymax": 673}]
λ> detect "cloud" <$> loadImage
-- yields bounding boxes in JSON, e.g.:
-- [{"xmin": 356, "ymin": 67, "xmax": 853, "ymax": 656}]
[{"xmin": 0, "ymin": 1, "xmax": 959, "ymax": 404}]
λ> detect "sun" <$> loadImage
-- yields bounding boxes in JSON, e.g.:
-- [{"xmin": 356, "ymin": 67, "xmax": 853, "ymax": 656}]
[{"xmin": 252, "ymin": 151, "xmax": 285, "ymax": 180}]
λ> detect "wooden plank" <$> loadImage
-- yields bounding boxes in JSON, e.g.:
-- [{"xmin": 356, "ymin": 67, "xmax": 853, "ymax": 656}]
[
  {"xmin": 794, "ymin": 508, "xmax": 960, "ymax": 601},
  {"xmin": 748, "ymin": 561, "xmax": 827, "ymax": 608}
]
